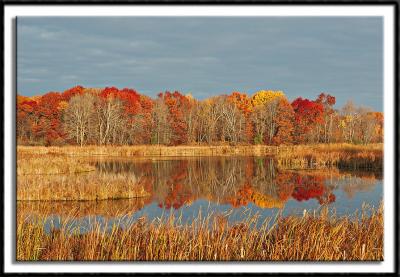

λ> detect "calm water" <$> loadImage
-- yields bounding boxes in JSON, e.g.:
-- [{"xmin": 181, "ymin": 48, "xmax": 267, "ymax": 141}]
[{"xmin": 18, "ymin": 156, "xmax": 383, "ymax": 233}]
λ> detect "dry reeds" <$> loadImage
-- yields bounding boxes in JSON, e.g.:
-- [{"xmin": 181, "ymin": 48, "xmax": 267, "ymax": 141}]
[
  {"xmin": 17, "ymin": 154, "xmax": 95, "ymax": 175},
  {"xmin": 17, "ymin": 144, "xmax": 383, "ymax": 171},
  {"xmin": 17, "ymin": 145, "xmax": 278, "ymax": 157},
  {"xmin": 17, "ymin": 151, "xmax": 150, "ymax": 201},
  {"xmin": 17, "ymin": 205, "xmax": 383, "ymax": 261},
  {"xmin": 276, "ymin": 143, "xmax": 383, "ymax": 170},
  {"xmin": 17, "ymin": 171, "xmax": 150, "ymax": 201}
]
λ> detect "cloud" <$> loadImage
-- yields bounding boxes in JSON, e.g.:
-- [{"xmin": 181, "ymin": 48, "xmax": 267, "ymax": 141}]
[{"xmin": 17, "ymin": 16, "xmax": 383, "ymax": 110}]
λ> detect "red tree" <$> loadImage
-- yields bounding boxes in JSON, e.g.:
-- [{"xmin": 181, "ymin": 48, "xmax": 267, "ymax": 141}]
[
  {"xmin": 160, "ymin": 91, "xmax": 192, "ymax": 145},
  {"xmin": 291, "ymin": 97, "xmax": 324, "ymax": 143},
  {"xmin": 33, "ymin": 92, "xmax": 65, "ymax": 145}
]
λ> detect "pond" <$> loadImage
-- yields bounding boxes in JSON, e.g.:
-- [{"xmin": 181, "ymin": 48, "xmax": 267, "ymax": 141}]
[{"xmin": 17, "ymin": 156, "xmax": 383, "ymax": 233}]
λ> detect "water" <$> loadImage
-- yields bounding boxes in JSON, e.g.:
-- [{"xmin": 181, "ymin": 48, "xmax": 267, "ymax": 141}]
[{"xmin": 18, "ymin": 156, "xmax": 383, "ymax": 233}]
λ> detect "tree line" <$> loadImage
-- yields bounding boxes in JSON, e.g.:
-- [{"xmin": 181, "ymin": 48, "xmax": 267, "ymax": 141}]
[{"xmin": 17, "ymin": 85, "xmax": 383, "ymax": 146}]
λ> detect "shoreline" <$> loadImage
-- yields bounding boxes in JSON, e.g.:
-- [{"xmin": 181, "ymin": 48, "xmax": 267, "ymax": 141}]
[
  {"xmin": 17, "ymin": 143, "xmax": 382, "ymax": 156},
  {"xmin": 18, "ymin": 143, "xmax": 383, "ymax": 170}
]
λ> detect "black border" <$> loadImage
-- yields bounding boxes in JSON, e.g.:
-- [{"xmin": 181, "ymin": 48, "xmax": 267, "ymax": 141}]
[{"xmin": 2, "ymin": 0, "xmax": 399, "ymax": 275}]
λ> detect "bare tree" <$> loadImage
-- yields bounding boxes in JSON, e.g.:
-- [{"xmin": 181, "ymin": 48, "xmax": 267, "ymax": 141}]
[
  {"xmin": 341, "ymin": 100, "xmax": 360, "ymax": 143},
  {"xmin": 202, "ymin": 97, "xmax": 224, "ymax": 144},
  {"xmin": 93, "ymin": 96, "xmax": 123, "ymax": 145},
  {"xmin": 63, "ymin": 93, "xmax": 96, "ymax": 146},
  {"xmin": 251, "ymin": 98, "xmax": 279, "ymax": 144},
  {"xmin": 151, "ymin": 98, "xmax": 171, "ymax": 145},
  {"xmin": 220, "ymin": 99, "xmax": 245, "ymax": 144},
  {"xmin": 357, "ymin": 107, "xmax": 376, "ymax": 144}
]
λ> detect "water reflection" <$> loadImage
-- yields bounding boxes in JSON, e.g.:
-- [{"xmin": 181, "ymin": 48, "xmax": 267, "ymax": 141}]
[
  {"xmin": 18, "ymin": 157, "xmax": 382, "ymax": 232},
  {"xmin": 93, "ymin": 157, "xmax": 381, "ymax": 211}
]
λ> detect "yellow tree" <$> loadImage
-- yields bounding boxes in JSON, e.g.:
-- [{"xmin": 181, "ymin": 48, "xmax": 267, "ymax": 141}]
[
  {"xmin": 251, "ymin": 90, "xmax": 285, "ymax": 106},
  {"xmin": 250, "ymin": 90, "xmax": 288, "ymax": 144}
]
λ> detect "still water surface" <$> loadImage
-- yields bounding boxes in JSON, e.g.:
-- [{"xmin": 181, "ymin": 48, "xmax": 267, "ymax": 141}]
[{"xmin": 18, "ymin": 157, "xmax": 382, "ymax": 233}]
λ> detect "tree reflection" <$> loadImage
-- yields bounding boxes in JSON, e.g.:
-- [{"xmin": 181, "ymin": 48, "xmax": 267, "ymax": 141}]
[{"xmin": 92, "ymin": 157, "xmax": 378, "ymax": 210}]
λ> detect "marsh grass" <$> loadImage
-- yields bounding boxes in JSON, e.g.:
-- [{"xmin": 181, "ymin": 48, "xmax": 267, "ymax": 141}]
[
  {"xmin": 17, "ymin": 199, "xmax": 151, "ymax": 218},
  {"xmin": 276, "ymin": 143, "xmax": 382, "ymax": 170},
  {"xmin": 18, "ymin": 143, "xmax": 383, "ymax": 170},
  {"xmin": 17, "ymin": 204, "xmax": 383, "ymax": 261},
  {"xmin": 16, "ymin": 144, "xmax": 382, "ymax": 201},
  {"xmin": 17, "ymin": 171, "xmax": 150, "ymax": 201},
  {"xmin": 17, "ymin": 151, "xmax": 150, "ymax": 201},
  {"xmin": 17, "ymin": 154, "xmax": 96, "ymax": 175}
]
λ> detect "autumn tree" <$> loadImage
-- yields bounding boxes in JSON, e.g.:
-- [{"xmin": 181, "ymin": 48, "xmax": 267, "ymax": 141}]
[
  {"xmin": 17, "ymin": 95, "xmax": 38, "ymax": 144},
  {"xmin": 356, "ymin": 108, "xmax": 383, "ymax": 144},
  {"xmin": 17, "ymin": 85, "xmax": 383, "ymax": 146},
  {"xmin": 272, "ymin": 98, "xmax": 295, "ymax": 145},
  {"xmin": 250, "ymin": 90, "xmax": 288, "ymax": 145},
  {"xmin": 228, "ymin": 92, "xmax": 253, "ymax": 143},
  {"xmin": 159, "ymin": 91, "xmax": 192, "ymax": 145},
  {"xmin": 33, "ymin": 92, "xmax": 65, "ymax": 145},
  {"xmin": 291, "ymin": 97, "xmax": 324, "ymax": 144},
  {"xmin": 339, "ymin": 100, "xmax": 360, "ymax": 143}
]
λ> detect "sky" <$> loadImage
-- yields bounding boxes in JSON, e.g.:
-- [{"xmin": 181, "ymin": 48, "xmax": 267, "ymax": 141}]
[{"xmin": 17, "ymin": 16, "xmax": 383, "ymax": 111}]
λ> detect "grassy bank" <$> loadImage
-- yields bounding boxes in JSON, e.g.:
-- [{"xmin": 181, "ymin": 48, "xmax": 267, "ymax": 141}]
[
  {"xmin": 17, "ymin": 205, "xmax": 383, "ymax": 261},
  {"xmin": 17, "ymin": 144, "xmax": 278, "ymax": 157},
  {"xmin": 17, "ymin": 153, "xmax": 150, "ymax": 201},
  {"xmin": 17, "ymin": 172, "xmax": 150, "ymax": 201},
  {"xmin": 276, "ymin": 143, "xmax": 383, "ymax": 170},
  {"xmin": 18, "ymin": 143, "xmax": 383, "ymax": 169},
  {"xmin": 16, "ymin": 144, "xmax": 382, "ymax": 201},
  {"xmin": 17, "ymin": 154, "xmax": 95, "ymax": 175}
]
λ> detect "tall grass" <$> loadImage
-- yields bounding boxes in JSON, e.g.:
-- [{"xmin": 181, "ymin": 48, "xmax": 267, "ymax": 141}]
[
  {"xmin": 17, "ymin": 205, "xmax": 383, "ymax": 261},
  {"xmin": 17, "ymin": 151, "xmax": 150, "ymax": 200},
  {"xmin": 18, "ymin": 143, "xmax": 383, "ymax": 170},
  {"xmin": 17, "ymin": 198, "xmax": 150, "ymax": 218},
  {"xmin": 17, "ymin": 171, "xmax": 150, "ymax": 201},
  {"xmin": 276, "ymin": 143, "xmax": 383, "ymax": 170},
  {"xmin": 17, "ymin": 154, "xmax": 95, "ymax": 175},
  {"xmin": 17, "ymin": 145, "xmax": 278, "ymax": 157}
]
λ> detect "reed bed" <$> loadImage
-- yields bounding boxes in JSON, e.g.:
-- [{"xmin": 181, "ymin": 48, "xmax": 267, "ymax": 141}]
[
  {"xmin": 276, "ymin": 143, "xmax": 383, "ymax": 170},
  {"xmin": 17, "ymin": 171, "xmax": 150, "ymax": 201},
  {"xmin": 17, "ymin": 154, "xmax": 95, "ymax": 175},
  {"xmin": 17, "ymin": 198, "xmax": 151, "ymax": 218},
  {"xmin": 17, "ymin": 205, "xmax": 383, "ymax": 261},
  {"xmin": 17, "ymin": 144, "xmax": 382, "ymax": 170},
  {"xmin": 17, "ymin": 151, "xmax": 150, "ymax": 201},
  {"xmin": 17, "ymin": 145, "xmax": 278, "ymax": 157}
]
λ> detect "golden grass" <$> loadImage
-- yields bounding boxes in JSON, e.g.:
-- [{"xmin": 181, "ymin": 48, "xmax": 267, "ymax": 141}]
[
  {"xmin": 276, "ymin": 143, "xmax": 383, "ymax": 170},
  {"xmin": 17, "ymin": 151, "xmax": 150, "ymax": 201},
  {"xmin": 17, "ymin": 199, "xmax": 152, "ymax": 218},
  {"xmin": 16, "ymin": 144, "xmax": 382, "ymax": 201},
  {"xmin": 17, "ymin": 143, "xmax": 383, "ymax": 170},
  {"xmin": 17, "ymin": 154, "xmax": 95, "ymax": 175},
  {"xmin": 17, "ymin": 171, "xmax": 150, "ymax": 201},
  {"xmin": 17, "ymin": 204, "xmax": 383, "ymax": 261},
  {"xmin": 17, "ymin": 145, "xmax": 279, "ymax": 157}
]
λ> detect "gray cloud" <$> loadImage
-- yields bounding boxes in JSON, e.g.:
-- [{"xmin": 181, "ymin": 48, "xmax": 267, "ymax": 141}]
[{"xmin": 17, "ymin": 16, "xmax": 383, "ymax": 110}]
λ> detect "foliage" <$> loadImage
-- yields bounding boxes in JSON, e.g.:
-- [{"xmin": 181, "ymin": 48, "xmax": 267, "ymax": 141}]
[{"xmin": 17, "ymin": 86, "xmax": 383, "ymax": 146}]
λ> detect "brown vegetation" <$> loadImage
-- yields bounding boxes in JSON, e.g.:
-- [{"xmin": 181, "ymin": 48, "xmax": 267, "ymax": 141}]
[
  {"xmin": 17, "ymin": 199, "xmax": 151, "ymax": 219},
  {"xmin": 18, "ymin": 143, "xmax": 383, "ymax": 169},
  {"xmin": 17, "ymin": 205, "xmax": 383, "ymax": 261},
  {"xmin": 17, "ymin": 171, "xmax": 150, "ymax": 201},
  {"xmin": 276, "ymin": 143, "xmax": 383, "ymax": 170},
  {"xmin": 17, "ymin": 154, "xmax": 95, "ymax": 175},
  {"xmin": 16, "ymin": 144, "xmax": 382, "ymax": 201}
]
